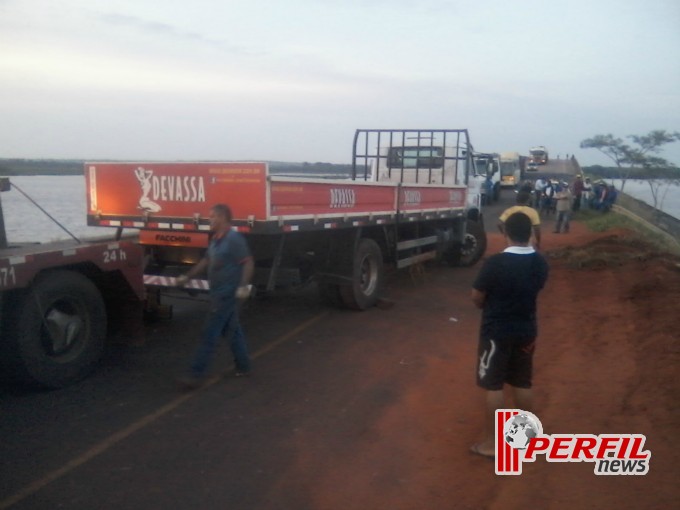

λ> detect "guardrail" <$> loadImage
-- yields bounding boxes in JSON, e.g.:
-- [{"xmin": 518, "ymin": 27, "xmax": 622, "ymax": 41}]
[{"xmin": 612, "ymin": 191, "xmax": 680, "ymax": 251}]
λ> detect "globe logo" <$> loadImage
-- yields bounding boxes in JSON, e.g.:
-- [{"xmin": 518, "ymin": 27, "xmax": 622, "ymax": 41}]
[{"xmin": 503, "ymin": 412, "xmax": 543, "ymax": 450}]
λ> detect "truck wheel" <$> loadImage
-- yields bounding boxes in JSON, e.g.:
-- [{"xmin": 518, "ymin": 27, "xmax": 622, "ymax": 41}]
[
  {"xmin": 447, "ymin": 219, "xmax": 487, "ymax": 267},
  {"xmin": 4, "ymin": 270, "xmax": 107, "ymax": 388},
  {"xmin": 458, "ymin": 219, "xmax": 487, "ymax": 267},
  {"xmin": 340, "ymin": 238, "xmax": 384, "ymax": 310}
]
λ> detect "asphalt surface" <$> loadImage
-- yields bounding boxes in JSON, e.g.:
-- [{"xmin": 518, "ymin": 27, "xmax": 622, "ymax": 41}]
[{"xmin": 0, "ymin": 181, "xmax": 555, "ymax": 509}]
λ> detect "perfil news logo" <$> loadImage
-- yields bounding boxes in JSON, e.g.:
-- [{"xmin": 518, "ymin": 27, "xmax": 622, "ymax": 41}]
[{"xmin": 495, "ymin": 410, "xmax": 651, "ymax": 476}]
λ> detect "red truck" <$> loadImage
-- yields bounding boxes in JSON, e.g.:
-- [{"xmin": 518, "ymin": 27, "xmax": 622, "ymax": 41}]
[
  {"xmin": 0, "ymin": 178, "xmax": 146, "ymax": 388},
  {"xmin": 1, "ymin": 129, "xmax": 486, "ymax": 388},
  {"xmin": 87, "ymin": 129, "xmax": 487, "ymax": 311}
]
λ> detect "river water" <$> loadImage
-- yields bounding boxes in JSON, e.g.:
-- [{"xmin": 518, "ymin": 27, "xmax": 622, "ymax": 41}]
[
  {"xmin": 1, "ymin": 176, "xmax": 110, "ymax": 243},
  {"xmin": 609, "ymin": 179, "xmax": 680, "ymax": 220},
  {"xmin": 1, "ymin": 175, "xmax": 678, "ymax": 243}
]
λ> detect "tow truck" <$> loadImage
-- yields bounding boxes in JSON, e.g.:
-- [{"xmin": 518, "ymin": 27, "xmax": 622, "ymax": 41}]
[{"xmin": 0, "ymin": 178, "xmax": 145, "ymax": 388}]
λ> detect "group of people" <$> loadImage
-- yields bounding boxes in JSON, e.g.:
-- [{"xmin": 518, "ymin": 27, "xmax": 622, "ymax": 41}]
[
  {"xmin": 516, "ymin": 174, "xmax": 618, "ymax": 235},
  {"xmin": 590, "ymin": 180, "xmax": 619, "ymax": 211}
]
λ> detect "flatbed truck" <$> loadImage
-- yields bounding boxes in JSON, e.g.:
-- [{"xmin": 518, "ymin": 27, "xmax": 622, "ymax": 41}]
[{"xmin": 87, "ymin": 129, "xmax": 487, "ymax": 310}]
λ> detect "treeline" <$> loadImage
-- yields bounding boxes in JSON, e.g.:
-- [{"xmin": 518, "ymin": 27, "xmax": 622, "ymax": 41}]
[
  {"xmin": 0, "ymin": 159, "xmax": 84, "ymax": 175},
  {"xmin": 583, "ymin": 165, "xmax": 680, "ymax": 180},
  {"xmin": 269, "ymin": 161, "xmax": 353, "ymax": 176},
  {"xmin": 0, "ymin": 159, "xmax": 355, "ymax": 177}
]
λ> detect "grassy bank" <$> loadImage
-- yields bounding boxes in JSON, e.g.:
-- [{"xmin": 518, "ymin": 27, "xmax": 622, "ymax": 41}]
[{"xmin": 575, "ymin": 209, "xmax": 680, "ymax": 255}]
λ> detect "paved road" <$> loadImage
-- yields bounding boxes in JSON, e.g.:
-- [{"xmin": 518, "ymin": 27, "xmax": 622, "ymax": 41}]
[
  {"xmin": 0, "ymin": 190, "xmax": 520, "ymax": 510},
  {"xmin": 524, "ymin": 157, "xmax": 579, "ymax": 182}
]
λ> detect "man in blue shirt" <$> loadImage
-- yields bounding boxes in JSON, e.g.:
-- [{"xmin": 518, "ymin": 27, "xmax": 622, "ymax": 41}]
[
  {"xmin": 176, "ymin": 204, "xmax": 254, "ymax": 389},
  {"xmin": 470, "ymin": 212, "xmax": 549, "ymax": 457}
]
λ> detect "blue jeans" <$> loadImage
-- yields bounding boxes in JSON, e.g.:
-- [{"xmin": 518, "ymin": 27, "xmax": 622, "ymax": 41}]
[
  {"xmin": 190, "ymin": 295, "xmax": 251, "ymax": 377},
  {"xmin": 554, "ymin": 210, "xmax": 571, "ymax": 233}
]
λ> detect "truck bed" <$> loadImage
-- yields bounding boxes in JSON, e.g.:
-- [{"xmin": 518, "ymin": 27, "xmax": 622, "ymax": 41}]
[
  {"xmin": 85, "ymin": 162, "xmax": 468, "ymax": 239},
  {"xmin": 0, "ymin": 236, "xmax": 144, "ymax": 295}
]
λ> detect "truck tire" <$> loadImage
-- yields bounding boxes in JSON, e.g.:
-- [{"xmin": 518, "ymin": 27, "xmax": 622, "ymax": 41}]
[
  {"xmin": 459, "ymin": 219, "xmax": 487, "ymax": 267},
  {"xmin": 3, "ymin": 270, "xmax": 107, "ymax": 388},
  {"xmin": 339, "ymin": 238, "xmax": 384, "ymax": 310},
  {"xmin": 447, "ymin": 219, "xmax": 487, "ymax": 267}
]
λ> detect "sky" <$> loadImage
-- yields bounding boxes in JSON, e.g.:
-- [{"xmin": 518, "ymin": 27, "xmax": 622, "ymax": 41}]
[{"xmin": 1, "ymin": 0, "xmax": 679, "ymax": 166}]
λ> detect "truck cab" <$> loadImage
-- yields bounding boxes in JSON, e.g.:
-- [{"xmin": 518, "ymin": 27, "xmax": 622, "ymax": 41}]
[
  {"xmin": 367, "ymin": 145, "xmax": 464, "ymax": 186},
  {"xmin": 351, "ymin": 129, "xmax": 481, "ymax": 206},
  {"xmin": 499, "ymin": 151, "xmax": 524, "ymax": 188},
  {"xmin": 529, "ymin": 146, "xmax": 549, "ymax": 165},
  {"xmin": 472, "ymin": 152, "xmax": 501, "ymax": 204}
]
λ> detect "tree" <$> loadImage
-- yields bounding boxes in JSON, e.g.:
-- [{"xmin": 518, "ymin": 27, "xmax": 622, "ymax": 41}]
[{"xmin": 580, "ymin": 130, "xmax": 680, "ymax": 196}]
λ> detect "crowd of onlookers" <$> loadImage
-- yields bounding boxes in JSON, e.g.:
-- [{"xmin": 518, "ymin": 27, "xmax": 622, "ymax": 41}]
[
  {"xmin": 508, "ymin": 174, "xmax": 618, "ymax": 236},
  {"xmin": 521, "ymin": 175, "xmax": 618, "ymax": 214}
]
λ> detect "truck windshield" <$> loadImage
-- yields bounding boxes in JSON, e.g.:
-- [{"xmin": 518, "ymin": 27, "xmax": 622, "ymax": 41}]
[
  {"xmin": 500, "ymin": 162, "xmax": 516, "ymax": 176},
  {"xmin": 387, "ymin": 147, "xmax": 444, "ymax": 169},
  {"xmin": 474, "ymin": 158, "xmax": 490, "ymax": 176}
]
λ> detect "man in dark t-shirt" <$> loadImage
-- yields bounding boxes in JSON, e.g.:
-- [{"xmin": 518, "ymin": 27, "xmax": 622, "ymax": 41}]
[
  {"xmin": 176, "ymin": 204, "xmax": 255, "ymax": 389},
  {"xmin": 470, "ymin": 212, "xmax": 549, "ymax": 457}
]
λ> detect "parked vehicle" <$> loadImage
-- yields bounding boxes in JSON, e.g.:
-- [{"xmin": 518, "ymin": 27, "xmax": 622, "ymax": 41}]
[
  {"xmin": 529, "ymin": 146, "xmax": 549, "ymax": 165},
  {"xmin": 473, "ymin": 152, "xmax": 501, "ymax": 203},
  {"xmin": 86, "ymin": 129, "xmax": 487, "ymax": 313},
  {"xmin": 499, "ymin": 152, "xmax": 526, "ymax": 188}
]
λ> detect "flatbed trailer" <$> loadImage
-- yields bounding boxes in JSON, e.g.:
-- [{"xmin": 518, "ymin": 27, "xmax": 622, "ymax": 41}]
[{"xmin": 86, "ymin": 129, "xmax": 487, "ymax": 310}]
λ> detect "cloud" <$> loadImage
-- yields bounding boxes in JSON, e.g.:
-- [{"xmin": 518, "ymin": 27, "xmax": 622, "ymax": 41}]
[{"xmin": 97, "ymin": 11, "xmax": 264, "ymax": 56}]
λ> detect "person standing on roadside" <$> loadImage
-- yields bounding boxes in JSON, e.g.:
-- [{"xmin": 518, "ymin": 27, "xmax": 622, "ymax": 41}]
[
  {"xmin": 176, "ymin": 204, "xmax": 254, "ymax": 389},
  {"xmin": 533, "ymin": 177, "xmax": 546, "ymax": 209},
  {"xmin": 470, "ymin": 212, "xmax": 549, "ymax": 458},
  {"xmin": 571, "ymin": 175, "xmax": 585, "ymax": 212},
  {"xmin": 553, "ymin": 182, "xmax": 573, "ymax": 233},
  {"xmin": 497, "ymin": 191, "xmax": 542, "ymax": 251},
  {"xmin": 582, "ymin": 177, "xmax": 592, "ymax": 209}
]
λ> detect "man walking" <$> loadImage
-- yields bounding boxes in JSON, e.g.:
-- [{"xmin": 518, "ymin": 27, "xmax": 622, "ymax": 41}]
[
  {"xmin": 176, "ymin": 204, "xmax": 254, "ymax": 389},
  {"xmin": 470, "ymin": 212, "xmax": 549, "ymax": 458}
]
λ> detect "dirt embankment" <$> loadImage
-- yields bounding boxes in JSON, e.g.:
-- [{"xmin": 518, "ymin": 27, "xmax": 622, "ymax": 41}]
[{"xmin": 300, "ymin": 223, "xmax": 680, "ymax": 510}]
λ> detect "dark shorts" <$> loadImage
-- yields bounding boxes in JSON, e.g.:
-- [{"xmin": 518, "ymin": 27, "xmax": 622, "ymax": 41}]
[{"xmin": 476, "ymin": 334, "xmax": 535, "ymax": 391}]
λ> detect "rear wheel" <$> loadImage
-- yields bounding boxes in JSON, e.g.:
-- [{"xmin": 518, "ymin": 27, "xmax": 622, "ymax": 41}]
[
  {"xmin": 340, "ymin": 238, "xmax": 384, "ymax": 310},
  {"xmin": 447, "ymin": 218, "xmax": 487, "ymax": 267},
  {"xmin": 2, "ymin": 270, "xmax": 107, "ymax": 388},
  {"xmin": 458, "ymin": 219, "xmax": 487, "ymax": 267}
]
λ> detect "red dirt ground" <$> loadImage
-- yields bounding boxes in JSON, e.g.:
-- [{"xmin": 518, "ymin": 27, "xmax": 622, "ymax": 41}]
[{"xmin": 291, "ymin": 222, "xmax": 680, "ymax": 509}]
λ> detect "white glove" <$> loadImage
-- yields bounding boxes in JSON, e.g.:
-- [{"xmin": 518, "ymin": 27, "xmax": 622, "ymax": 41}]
[
  {"xmin": 235, "ymin": 285, "xmax": 252, "ymax": 300},
  {"xmin": 176, "ymin": 275, "xmax": 189, "ymax": 287}
]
